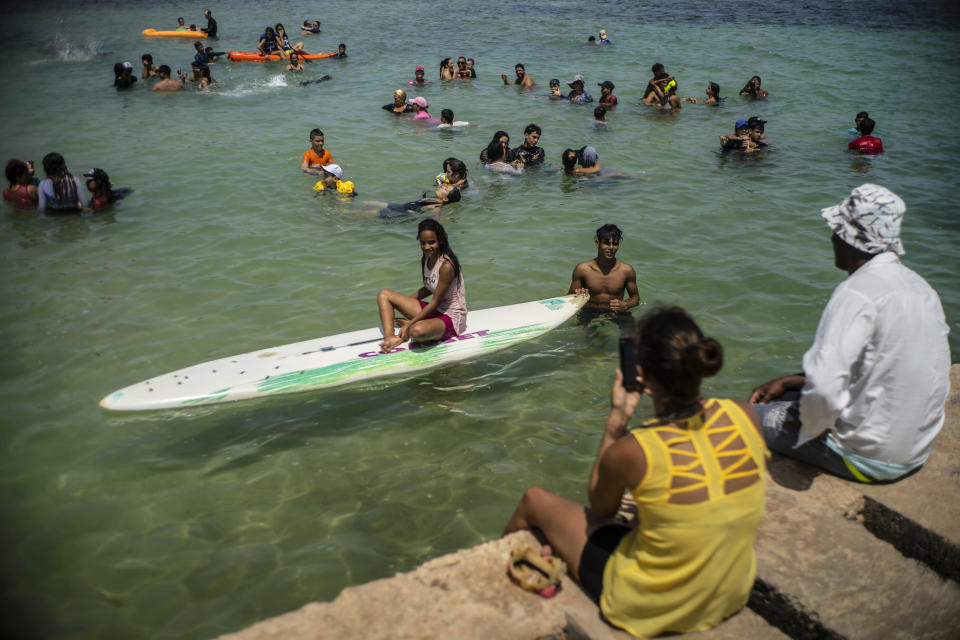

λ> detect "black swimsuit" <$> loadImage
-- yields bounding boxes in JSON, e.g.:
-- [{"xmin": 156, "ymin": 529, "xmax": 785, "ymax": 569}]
[{"xmin": 379, "ymin": 199, "xmax": 435, "ymax": 218}]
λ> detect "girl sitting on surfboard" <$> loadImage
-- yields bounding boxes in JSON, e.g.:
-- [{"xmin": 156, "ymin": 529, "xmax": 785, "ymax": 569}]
[{"xmin": 377, "ymin": 219, "xmax": 466, "ymax": 353}]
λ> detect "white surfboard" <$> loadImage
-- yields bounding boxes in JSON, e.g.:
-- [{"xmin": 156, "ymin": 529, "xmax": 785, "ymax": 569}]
[{"xmin": 100, "ymin": 294, "xmax": 588, "ymax": 411}]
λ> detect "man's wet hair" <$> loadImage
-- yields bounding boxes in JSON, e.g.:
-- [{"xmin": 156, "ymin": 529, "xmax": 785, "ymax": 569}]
[
  {"xmin": 441, "ymin": 108, "xmax": 454, "ymax": 123},
  {"xmin": 594, "ymin": 105, "xmax": 607, "ymax": 119},
  {"xmin": 310, "ymin": 128, "xmax": 324, "ymax": 139},
  {"xmin": 856, "ymin": 111, "xmax": 869, "ymax": 120},
  {"xmin": 587, "ymin": 35, "xmax": 596, "ymax": 42},
  {"xmin": 596, "ymin": 224, "xmax": 623, "ymax": 244},
  {"xmin": 445, "ymin": 186, "xmax": 461, "ymax": 203},
  {"xmin": 157, "ymin": 64, "xmax": 171, "ymax": 76},
  {"xmin": 858, "ymin": 117, "xmax": 876, "ymax": 136},
  {"xmin": 651, "ymin": 62, "xmax": 665, "ymax": 74},
  {"xmin": 524, "ymin": 123, "xmax": 541, "ymax": 136}
]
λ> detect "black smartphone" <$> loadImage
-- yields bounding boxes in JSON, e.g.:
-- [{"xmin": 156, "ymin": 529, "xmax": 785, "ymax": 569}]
[{"xmin": 618, "ymin": 334, "xmax": 640, "ymax": 391}]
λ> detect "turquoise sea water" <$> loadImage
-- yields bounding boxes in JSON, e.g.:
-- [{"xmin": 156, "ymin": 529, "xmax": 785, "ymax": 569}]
[{"xmin": 1, "ymin": 1, "xmax": 958, "ymax": 637}]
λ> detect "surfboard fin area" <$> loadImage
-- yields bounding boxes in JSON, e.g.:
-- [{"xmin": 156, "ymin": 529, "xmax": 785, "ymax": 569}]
[{"xmin": 100, "ymin": 294, "xmax": 588, "ymax": 411}]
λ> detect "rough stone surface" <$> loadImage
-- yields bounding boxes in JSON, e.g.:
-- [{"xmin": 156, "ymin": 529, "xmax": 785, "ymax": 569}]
[
  {"xmin": 221, "ymin": 529, "xmax": 780, "ymax": 640},
  {"xmin": 225, "ymin": 365, "xmax": 960, "ymax": 640}
]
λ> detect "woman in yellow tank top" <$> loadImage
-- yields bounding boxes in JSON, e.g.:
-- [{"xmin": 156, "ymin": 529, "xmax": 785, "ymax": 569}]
[{"xmin": 504, "ymin": 306, "xmax": 767, "ymax": 638}]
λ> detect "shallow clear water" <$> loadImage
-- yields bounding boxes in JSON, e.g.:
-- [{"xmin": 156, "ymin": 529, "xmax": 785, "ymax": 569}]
[{"xmin": 1, "ymin": 1, "xmax": 958, "ymax": 637}]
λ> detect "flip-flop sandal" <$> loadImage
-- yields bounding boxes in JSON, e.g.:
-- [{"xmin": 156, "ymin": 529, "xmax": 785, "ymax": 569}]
[{"xmin": 506, "ymin": 546, "xmax": 566, "ymax": 598}]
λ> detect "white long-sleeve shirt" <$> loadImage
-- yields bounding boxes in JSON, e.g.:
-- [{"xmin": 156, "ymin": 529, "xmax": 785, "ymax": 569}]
[{"xmin": 799, "ymin": 252, "xmax": 950, "ymax": 472}]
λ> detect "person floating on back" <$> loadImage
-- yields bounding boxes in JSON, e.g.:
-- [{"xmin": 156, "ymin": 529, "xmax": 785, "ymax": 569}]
[
  {"xmin": 848, "ymin": 117, "xmax": 884, "ymax": 154},
  {"xmin": 750, "ymin": 184, "xmax": 950, "ymax": 483},
  {"xmin": 376, "ymin": 219, "xmax": 467, "ymax": 353},
  {"xmin": 374, "ymin": 184, "xmax": 461, "ymax": 218},
  {"xmin": 312, "ymin": 163, "xmax": 355, "ymax": 195}
]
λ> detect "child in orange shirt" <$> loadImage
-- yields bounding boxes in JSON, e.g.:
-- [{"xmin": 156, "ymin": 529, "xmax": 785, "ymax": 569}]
[{"xmin": 300, "ymin": 128, "xmax": 333, "ymax": 175}]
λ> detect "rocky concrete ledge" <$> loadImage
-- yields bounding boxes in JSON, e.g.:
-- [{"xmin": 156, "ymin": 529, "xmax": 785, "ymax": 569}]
[{"xmin": 223, "ymin": 365, "xmax": 960, "ymax": 640}]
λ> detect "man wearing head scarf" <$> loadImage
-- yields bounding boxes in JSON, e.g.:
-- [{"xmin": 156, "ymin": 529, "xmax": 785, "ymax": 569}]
[{"xmin": 750, "ymin": 184, "xmax": 950, "ymax": 483}]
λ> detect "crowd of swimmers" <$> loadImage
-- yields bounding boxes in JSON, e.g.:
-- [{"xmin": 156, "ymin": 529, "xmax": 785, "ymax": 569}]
[
  {"xmin": 110, "ymin": 12, "xmax": 344, "ymax": 93},
  {"xmin": 4, "ymin": 13, "xmax": 936, "ymax": 640}
]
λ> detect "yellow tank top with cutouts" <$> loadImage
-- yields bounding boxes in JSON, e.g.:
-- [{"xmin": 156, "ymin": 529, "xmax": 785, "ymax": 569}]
[{"xmin": 600, "ymin": 398, "xmax": 768, "ymax": 638}]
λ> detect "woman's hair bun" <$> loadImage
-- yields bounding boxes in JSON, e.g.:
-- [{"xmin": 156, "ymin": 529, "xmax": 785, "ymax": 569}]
[{"xmin": 682, "ymin": 337, "xmax": 723, "ymax": 379}]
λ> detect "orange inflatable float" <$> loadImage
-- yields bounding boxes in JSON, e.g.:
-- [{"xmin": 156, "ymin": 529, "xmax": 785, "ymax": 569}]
[{"xmin": 228, "ymin": 51, "xmax": 338, "ymax": 61}]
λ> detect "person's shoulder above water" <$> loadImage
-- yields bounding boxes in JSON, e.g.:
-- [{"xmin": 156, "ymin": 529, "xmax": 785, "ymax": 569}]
[
  {"xmin": 849, "ymin": 136, "xmax": 884, "ymax": 154},
  {"xmin": 847, "ymin": 117, "xmax": 883, "ymax": 154}
]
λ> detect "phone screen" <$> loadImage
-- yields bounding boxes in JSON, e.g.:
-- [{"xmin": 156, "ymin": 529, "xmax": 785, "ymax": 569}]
[{"xmin": 619, "ymin": 336, "xmax": 639, "ymax": 391}]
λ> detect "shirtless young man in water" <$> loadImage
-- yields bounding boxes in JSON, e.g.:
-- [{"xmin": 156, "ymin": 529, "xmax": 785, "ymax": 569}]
[{"xmin": 567, "ymin": 224, "xmax": 639, "ymax": 313}]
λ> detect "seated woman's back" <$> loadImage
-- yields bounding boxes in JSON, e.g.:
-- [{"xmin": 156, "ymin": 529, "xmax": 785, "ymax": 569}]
[{"xmin": 601, "ymin": 397, "xmax": 766, "ymax": 637}]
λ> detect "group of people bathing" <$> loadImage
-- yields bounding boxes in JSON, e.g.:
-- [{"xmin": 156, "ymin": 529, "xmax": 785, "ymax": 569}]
[
  {"xmin": 134, "ymin": 50, "xmax": 217, "ymax": 91},
  {"xmin": 300, "ymin": 119, "xmax": 612, "ymax": 216},
  {"xmin": 372, "ymin": 179, "xmax": 949, "ymax": 638},
  {"xmin": 170, "ymin": 10, "xmax": 217, "ymax": 36},
  {"xmin": 3, "ymin": 154, "xmax": 128, "ymax": 212},
  {"xmin": 117, "ymin": 17, "xmax": 343, "ymax": 92}
]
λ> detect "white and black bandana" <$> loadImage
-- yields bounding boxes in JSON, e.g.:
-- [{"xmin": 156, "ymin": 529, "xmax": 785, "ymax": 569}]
[{"xmin": 820, "ymin": 184, "xmax": 905, "ymax": 255}]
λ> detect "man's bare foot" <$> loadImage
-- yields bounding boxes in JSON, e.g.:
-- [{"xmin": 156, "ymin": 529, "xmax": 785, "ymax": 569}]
[{"xmin": 379, "ymin": 335, "xmax": 404, "ymax": 353}]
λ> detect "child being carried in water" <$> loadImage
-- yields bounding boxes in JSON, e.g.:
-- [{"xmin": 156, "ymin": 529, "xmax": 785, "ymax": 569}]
[{"xmin": 377, "ymin": 219, "xmax": 467, "ymax": 353}]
